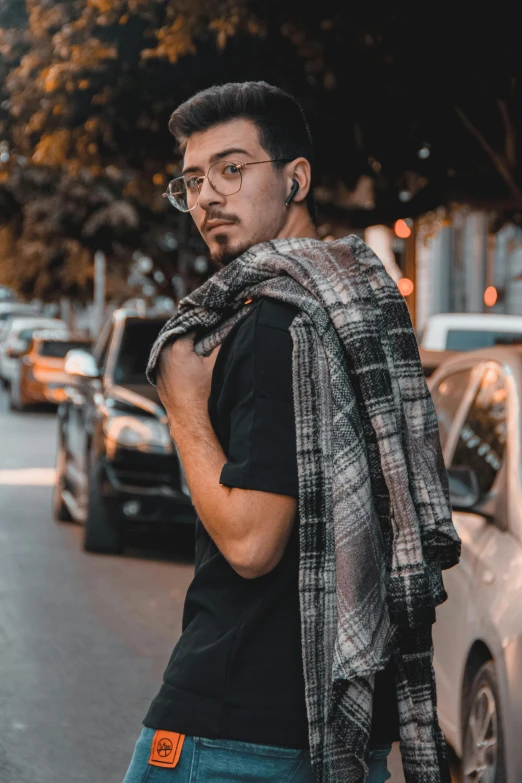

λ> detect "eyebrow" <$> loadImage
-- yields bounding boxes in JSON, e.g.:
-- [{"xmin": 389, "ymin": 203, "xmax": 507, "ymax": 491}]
[{"xmin": 182, "ymin": 147, "xmax": 253, "ymax": 176}]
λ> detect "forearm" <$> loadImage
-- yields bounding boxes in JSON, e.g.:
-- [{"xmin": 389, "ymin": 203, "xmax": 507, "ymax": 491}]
[
  {"xmin": 171, "ymin": 410, "xmax": 296, "ymax": 578},
  {"xmin": 170, "ymin": 411, "xmax": 260, "ymax": 570},
  {"xmin": 171, "ymin": 411, "xmax": 233, "ymax": 541}
]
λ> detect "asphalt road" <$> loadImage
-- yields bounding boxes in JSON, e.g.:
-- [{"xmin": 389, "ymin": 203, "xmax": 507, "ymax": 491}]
[
  {"xmin": 0, "ymin": 388, "xmax": 426, "ymax": 782},
  {"xmin": 0, "ymin": 390, "xmax": 194, "ymax": 783}
]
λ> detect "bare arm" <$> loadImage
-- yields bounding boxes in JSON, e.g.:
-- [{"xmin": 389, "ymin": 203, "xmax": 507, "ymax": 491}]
[{"xmin": 157, "ymin": 336, "xmax": 297, "ymax": 579}]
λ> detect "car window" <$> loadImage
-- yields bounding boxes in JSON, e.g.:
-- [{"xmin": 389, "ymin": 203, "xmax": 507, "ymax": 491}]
[
  {"xmin": 446, "ymin": 329, "xmax": 522, "ymax": 350},
  {"xmin": 113, "ymin": 320, "xmax": 165, "ymax": 385},
  {"xmin": 432, "ymin": 369, "xmax": 473, "ymax": 449},
  {"xmin": 18, "ymin": 328, "xmax": 39, "ymax": 342},
  {"xmin": 450, "ymin": 363, "xmax": 507, "ymax": 495},
  {"xmin": 0, "ymin": 310, "xmax": 34, "ymax": 322},
  {"xmin": 15, "ymin": 322, "xmax": 67, "ymax": 343},
  {"xmin": 37, "ymin": 340, "xmax": 90, "ymax": 358}
]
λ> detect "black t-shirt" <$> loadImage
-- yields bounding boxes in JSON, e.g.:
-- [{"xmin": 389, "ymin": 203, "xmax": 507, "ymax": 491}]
[{"xmin": 143, "ymin": 298, "xmax": 398, "ymax": 748}]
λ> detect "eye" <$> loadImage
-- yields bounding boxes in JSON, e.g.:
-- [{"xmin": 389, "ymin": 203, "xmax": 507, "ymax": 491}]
[
  {"xmin": 185, "ymin": 176, "xmax": 201, "ymax": 191},
  {"xmin": 222, "ymin": 163, "xmax": 241, "ymax": 177}
]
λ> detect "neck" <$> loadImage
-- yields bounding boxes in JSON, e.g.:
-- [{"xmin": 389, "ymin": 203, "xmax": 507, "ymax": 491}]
[{"xmin": 275, "ymin": 206, "xmax": 319, "ymax": 241}]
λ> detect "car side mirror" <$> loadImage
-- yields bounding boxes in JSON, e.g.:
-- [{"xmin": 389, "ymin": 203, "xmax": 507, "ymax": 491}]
[
  {"xmin": 447, "ymin": 465, "xmax": 482, "ymax": 511},
  {"xmin": 64, "ymin": 349, "xmax": 100, "ymax": 379}
]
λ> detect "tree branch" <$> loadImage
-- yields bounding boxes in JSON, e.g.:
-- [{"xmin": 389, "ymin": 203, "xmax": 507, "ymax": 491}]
[
  {"xmin": 497, "ymin": 97, "xmax": 517, "ymax": 167},
  {"xmin": 455, "ymin": 104, "xmax": 522, "ymax": 205}
]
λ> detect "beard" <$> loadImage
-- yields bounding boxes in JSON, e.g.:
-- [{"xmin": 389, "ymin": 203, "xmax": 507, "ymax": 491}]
[{"xmin": 210, "ymin": 233, "xmax": 255, "ymax": 267}]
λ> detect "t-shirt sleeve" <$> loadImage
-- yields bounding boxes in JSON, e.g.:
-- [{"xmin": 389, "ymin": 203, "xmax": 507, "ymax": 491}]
[{"xmin": 219, "ymin": 314, "xmax": 298, "ymax": 498}]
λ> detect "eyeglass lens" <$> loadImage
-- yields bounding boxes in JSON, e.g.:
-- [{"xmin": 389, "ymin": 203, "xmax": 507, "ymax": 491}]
[{"xmin": 166, "ymin": 161, "xmax": 243, "ymax": 212}]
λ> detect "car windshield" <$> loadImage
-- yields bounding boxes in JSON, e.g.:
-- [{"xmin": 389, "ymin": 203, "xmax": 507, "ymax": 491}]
[
  {"xmin": 15, "ymin": 322, "xmax": 66, "ymax": 343},
  {"xmin": 38, "ymin": 340, "xmax": 89, "ymax": 358},
  {"xmin": 0, "ymin": 311, "xmax": 28, "ymax": 321},
  {"xmin": 112, "ymin": 319, "xmax": 166, "ymax": 385},
  {"xmin": 446, "ymin": 329, "xmax": 522, "ymax": 351},
  {"xmin": 18, "ymin": 327, "xmax": 41, "ymax": 343}
]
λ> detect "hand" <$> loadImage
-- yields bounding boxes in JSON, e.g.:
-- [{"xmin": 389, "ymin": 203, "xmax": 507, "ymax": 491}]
[{"xmin": 156, "ymin": 334, "xmax": 220, "ymax": 432}]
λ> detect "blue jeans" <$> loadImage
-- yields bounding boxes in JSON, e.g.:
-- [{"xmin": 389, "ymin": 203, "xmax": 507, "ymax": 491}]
[
  {"xmin": 123, "ymin": 728, "xmax": 392, "ymax": 783},
  {"xmin": 366, "ymin": 744, "xmax": 392, "ymax": 783}
]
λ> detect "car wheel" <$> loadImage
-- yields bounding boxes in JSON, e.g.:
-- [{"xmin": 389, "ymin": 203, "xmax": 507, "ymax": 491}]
[
  {"xmin": 53, "ymin": 439, "xmax": 73, "ymax": 522},
  {"xmin": 83, "ymin": 453, "xmax": 124, "ymax": 555},
  {"xmin": 462, "ymin": 661, "xmax": 506, "ymax": 783}
]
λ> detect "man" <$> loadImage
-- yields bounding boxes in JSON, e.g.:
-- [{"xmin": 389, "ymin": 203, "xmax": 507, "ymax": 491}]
[{"xmin": 123, "ymin": 82, "xmax": 459, "ymax": 783}]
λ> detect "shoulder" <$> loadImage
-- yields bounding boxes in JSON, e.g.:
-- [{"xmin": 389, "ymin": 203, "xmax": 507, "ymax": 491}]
[
  {"xmin": 215, "ymin": 298, "xmax": 295, "ymax": 391},
  {"xmin": 234, "ymin": 299, "xmax": 297, "ymax": 355},
  {"xmin": 255, "ymin": 298, "xmax": 299, "ymax": 332},
  {"xmin": 221, "ymin": 297, "xmax": 297, "ymax": 354}
]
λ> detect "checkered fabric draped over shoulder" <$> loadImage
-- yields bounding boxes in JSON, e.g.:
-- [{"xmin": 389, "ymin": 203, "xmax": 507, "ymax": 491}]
[{"xmin": 147, "ymin": 236, "xmax": 460, "ymax": 783}]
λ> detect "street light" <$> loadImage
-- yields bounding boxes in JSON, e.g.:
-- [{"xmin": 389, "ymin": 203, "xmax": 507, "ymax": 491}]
[{"xmin": 484, "ymin": 286, "xmax": 498, "ymax": 307}]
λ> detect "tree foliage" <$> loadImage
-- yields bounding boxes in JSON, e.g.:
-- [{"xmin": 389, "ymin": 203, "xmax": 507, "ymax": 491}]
[{"xmin": 0, "ymin": 2, "xmax": 521, "ymax": 301}]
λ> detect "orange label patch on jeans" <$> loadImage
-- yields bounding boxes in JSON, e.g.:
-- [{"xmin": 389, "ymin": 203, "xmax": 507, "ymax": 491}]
[{"xmin": 148, "ymin": 730, "xmax": 185, "ymax": 768}]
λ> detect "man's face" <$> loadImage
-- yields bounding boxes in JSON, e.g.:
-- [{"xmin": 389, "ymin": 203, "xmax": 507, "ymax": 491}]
[{"xmin": 182, "ymin": 119, "xmax": 289, "ymax": 265}]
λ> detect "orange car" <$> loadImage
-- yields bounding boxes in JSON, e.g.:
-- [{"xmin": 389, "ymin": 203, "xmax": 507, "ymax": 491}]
[{"xmin": 11, "ymin": 331, "xmax": 92, "ymax": 410}]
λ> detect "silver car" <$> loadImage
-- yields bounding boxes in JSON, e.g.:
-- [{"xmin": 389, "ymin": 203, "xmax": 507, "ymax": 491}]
[{"xmin": 429, "ymin": 347, "xmax": 522, "ymax": 783}]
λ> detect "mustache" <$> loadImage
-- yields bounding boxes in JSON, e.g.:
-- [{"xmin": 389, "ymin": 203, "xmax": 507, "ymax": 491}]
[{"xmin": 202, "ymin": 210, "xmax": 240, "ymax": 230}]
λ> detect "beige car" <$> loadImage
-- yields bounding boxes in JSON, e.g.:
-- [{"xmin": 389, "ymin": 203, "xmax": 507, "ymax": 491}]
[{"xmin": 429, "ymin": 346, "xmax": 522, "ymax": 783}]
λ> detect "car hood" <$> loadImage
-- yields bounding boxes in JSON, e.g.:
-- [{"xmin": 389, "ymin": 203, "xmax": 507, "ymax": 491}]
[
  {"xmin": 120, "ymin": 383, "xmax": 160, "ymax": 403},
  {"xmin": 109, "ymin": 383, "xmax": 165, "ymax": 418}
]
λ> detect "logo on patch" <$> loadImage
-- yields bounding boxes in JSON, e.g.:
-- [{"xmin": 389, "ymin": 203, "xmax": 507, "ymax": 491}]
[{"xmin": 157, "ymin": 737, "xmax": 174, "ymax": 757}]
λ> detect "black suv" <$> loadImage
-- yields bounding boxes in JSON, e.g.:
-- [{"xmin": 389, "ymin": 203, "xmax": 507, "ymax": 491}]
[{"xmin": 53, "ymin": 308, "xmax": 195, "ymax": 554}]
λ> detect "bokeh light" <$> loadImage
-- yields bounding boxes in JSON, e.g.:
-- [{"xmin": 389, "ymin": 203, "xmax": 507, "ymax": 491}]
[
  {"xmin": 397, "ymin": 277, "xmax": 414, "ymax": 297},
  {"xmin": 484, "ymin": 286, "xmax": 498, "ymax": 307},
  {"xmin": 394, "ymin": 219, "xmax": 412, "ymax": 239}
]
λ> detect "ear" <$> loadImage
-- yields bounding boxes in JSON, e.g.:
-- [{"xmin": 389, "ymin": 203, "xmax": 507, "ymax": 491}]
[{"xmin": 286, "ymin": 157, "xmax": 312, "ymax": 205}]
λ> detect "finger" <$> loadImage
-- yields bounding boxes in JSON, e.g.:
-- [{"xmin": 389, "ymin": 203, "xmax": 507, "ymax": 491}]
[
  {"xmin": 204, "ymin": 344, "xmax": 221, "ymax": 368},
  {"xmin": 176, "ymin": 334, "xmax": 197, "ymax": 356}
]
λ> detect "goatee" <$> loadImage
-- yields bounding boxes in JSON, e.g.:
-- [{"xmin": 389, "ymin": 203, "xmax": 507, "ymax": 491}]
[{"xmin": 211, "ymin": 239, "xmax": 254, "ymax": 267}]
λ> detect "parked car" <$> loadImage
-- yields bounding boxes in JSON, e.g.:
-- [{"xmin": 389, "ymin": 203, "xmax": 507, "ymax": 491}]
[
  {"xmin": 0, "ymin": 316, "xmax": 67, "ymax": 387},
  {"xmin": 429, "ymin": 346, "xmax": 522, "ymax": 783},
  {"xmin": 9, "ymin": 331, "xmax": 91, "ymax": 410},
  {"xmin": 54, "ymin": 307, "xmax": 195, "ymax": 554},
  {"xmin": 0, "ymin": 286, "xmax": 17, "ymax": 302},
  {"xmin": 0, "ymin": 302, "xmax": 42, "ymax": 341},
  {"xmin": 421, "ymin": 312, "xmax": 522, "ymax": 352},
  {"xmin": 419, "ymin": 346, "xmax": 456, "ymax": 378}
]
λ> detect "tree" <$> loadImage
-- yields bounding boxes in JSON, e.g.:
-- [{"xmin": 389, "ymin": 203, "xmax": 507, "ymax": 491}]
[{"xmin": 1, "ymin": 3, "xmax": 521, "ymax": 301}]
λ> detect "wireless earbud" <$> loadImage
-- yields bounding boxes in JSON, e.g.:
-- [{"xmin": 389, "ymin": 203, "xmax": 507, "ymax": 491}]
[{"xmin": 285, "ymin": 179, "xmax": 299, "ymax": 207}]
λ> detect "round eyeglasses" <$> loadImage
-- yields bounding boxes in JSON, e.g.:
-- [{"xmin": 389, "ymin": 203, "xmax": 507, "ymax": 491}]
[{"xmin": 163, "ymin": 159, "xmax": 289, "ymax": 213}]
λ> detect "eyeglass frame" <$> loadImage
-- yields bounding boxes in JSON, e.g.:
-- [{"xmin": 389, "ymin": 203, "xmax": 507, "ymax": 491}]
[{"xmin": 163, "ymin": 158, "xmax": 291, "ymax": 212}]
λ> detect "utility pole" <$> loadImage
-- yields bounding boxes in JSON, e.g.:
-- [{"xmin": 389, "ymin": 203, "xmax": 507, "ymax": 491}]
[{"xmin": 92, "ymin": 250, "xmax": 106, "ymax": 338}]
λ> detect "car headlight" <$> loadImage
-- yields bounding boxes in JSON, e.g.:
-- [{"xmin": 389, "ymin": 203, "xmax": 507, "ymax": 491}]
[{"xmin": 104, "ymin": 412, "xmax": 172, "ymax": 453}]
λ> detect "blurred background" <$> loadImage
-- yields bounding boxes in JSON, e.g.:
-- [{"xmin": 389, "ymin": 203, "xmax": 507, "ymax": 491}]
[{"xmin": 1, "ymin": 4, "xmax": 521, "ymax": 782}]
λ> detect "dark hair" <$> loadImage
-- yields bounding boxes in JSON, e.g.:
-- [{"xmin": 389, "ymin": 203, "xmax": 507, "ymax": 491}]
[{"xmin": 169, "ymin": 81, "xmax": 316, "ymax": 222}]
